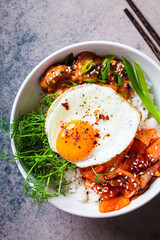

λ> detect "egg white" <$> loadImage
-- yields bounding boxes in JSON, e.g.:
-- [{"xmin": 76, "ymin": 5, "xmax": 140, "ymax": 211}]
[{"xmin": 45, "ymin": 84, "xmax": 141, "ymax": 168}]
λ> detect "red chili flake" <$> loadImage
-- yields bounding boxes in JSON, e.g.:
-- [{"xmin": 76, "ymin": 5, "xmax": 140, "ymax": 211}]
[
  {"xmin": 65, "ymin": 140, "xmax": 67, "ymax": 143},
  {"xmin": 61, "ymin": 102, "xmax": 69, "ymax": 110},
  {"xmin": 105, "ymin": 115, "xmax": 109, "ymax": 120},
  {"xmin": 106, "ymin": 133, "xmax": 110, "ymax": 137},
  {"xmin": 99, "ymin": 114, "xmax": 105, "ymax": 120},
  {"xmin": 93, "ymin": 141, "xmax": 97, "ymax": 145},
  {"xmin": 75, "ymin": 131, "xmax": 80, "ymax": 142},
  {"xmin": 61, "ymin": 125, "xmax": 66, "ymax": 129},
  {"xmin": 95, "ymin": 133, "xmax": 100, "ymax": 138}
]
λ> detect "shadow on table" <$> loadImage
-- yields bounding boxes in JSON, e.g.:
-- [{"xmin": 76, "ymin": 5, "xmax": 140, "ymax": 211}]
[{"xmin": 63, "ymin": 194, "xmax": 160, "ymax": 240}]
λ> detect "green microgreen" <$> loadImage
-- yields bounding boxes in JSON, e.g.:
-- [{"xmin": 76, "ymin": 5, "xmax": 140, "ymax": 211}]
[
  {"xmin": 81, "ymin": 60, "xmax": 93, "ymax": 74},
  {"xmin": 114, "ymin": 71, "xmax": 123, "ymax": 87},
  {"xmin": 91, "ymin": 166, "xmax": 112, "ymax": 185},
  {"xmin": 0, "ymin": 94, "xmax": 74, "ymax": 211},
  {"xmin": 63, "ymin": 53, "xmax": 73, "ymax": 66},
  {"xmin": 122, "ymin": 57, "xmax": 160, "ymax": 123},
  {"xmin": 121, "ymin": 93, "xmax": 125, "ymax": 98},
  {"xmin": 70, "ymin": 163, "xmax": 77, "ymax": 169},
  {"xmin": 0, "ymin": 116, "xmax": 10, "ymax": 137}
]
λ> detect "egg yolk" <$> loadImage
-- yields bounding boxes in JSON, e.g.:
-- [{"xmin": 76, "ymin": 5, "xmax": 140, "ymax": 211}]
[{"xmin": 56, "ymin": 120, "xmax": 96, "ymax": 161}]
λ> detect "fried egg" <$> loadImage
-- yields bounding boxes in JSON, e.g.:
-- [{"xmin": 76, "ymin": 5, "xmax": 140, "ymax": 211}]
[{"xmin": 45, "ymin": 84, "xmax": 141, "ymax": 168}]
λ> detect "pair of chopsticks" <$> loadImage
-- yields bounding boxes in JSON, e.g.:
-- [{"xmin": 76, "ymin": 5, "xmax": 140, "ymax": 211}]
[{"xmin": 124, "ymin": 0, "xmax": 160, "ymax": 61}]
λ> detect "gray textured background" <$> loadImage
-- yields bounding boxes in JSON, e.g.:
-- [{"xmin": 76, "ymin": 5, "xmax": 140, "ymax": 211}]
[{"xmin": 0, "ymin": 0, "xmax": 160, "ymax": 239}]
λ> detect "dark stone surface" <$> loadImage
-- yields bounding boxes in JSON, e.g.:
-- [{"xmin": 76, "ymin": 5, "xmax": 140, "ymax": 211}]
[{"xmin": 0, "ymin": 0, "xmax": 160, "ymax": 239}]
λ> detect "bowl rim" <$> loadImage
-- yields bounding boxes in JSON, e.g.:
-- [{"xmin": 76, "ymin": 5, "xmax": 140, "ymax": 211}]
[{"xmin": 10, "ymin": 41, "xmax": 160, "ymax": 218}]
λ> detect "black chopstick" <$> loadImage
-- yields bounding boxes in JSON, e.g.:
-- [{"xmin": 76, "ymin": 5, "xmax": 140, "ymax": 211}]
[
  {"xmin": 126, "ymin": 0, "xmax": 160, "ymax": 47},
  {"xmin": 124, "ymin": 8, "xmax": 160, "ymax": 61}
]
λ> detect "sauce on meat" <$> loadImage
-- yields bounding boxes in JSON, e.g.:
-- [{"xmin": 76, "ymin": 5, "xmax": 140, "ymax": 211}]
[{"xmin": 40, "ymin": 52, "xmax": 130, "ymax": 99}]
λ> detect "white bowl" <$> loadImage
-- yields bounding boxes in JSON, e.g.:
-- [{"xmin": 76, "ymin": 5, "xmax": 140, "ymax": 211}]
[{"xmin": 11, "ymin": 41, "xmax": 160, "ymax": 218}]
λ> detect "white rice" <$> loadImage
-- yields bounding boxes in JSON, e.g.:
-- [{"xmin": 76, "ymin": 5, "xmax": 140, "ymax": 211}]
[
  {"xmin": 65, "ymin": 168, "xmax": 100, "ymax": 204},
  {"xmin": 64, "ymin": 82, "xmax": 160, "ymax": 204},
  {"xmin": 128, "ymin": 81, "xmax": 160, "ymax": 134}
]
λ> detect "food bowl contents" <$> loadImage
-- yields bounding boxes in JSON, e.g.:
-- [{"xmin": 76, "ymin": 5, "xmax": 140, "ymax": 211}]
[
  {"xmin": 4, "ymin": 51, "xmax": 160, "ymax": 214},
  {"xmin": 45, "ymin": 84, "xmax": 141, "ymax": 167},
  {"xmin": 40, "ymin": 52, "xmax": 131, "ymax": 98}
]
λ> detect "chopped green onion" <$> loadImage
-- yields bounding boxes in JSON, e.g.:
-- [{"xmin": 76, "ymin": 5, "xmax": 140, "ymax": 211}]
[
  {"xmin": 114, "ymin": 72, "xmax": 123, "ymax": 86},
  {"xmin": 101, "ymin": 59, "xmax": 110, "ymax": 80},
  {"xmin": 97, "ymin": 79, "xmax": 107, "ymax": 83},
  {"xmin": 65, "ymin": 81, "xmax": 78, "ymax": 88},
  {"xmin": 122, "ymin": 57, "xmax": 142, "ymax": 96},
  {"xmin": 122, "ymin": 56, "xmax": 160, "ymax": 123},
  {"xmin": 63, "ymin": 53, "xmax": 73, "ymax": 66},
  {"xmin": 121, "ymin": 93, "xmax": 125, "ymax": 97},
  {"xmin": 102, "ymin": 55, "xmax": 115, "ymax": 67},
  {"xmin": 84, "ymin": 78, "xmax": 97, "ymax": 83},
  {"xmin": 71, "ymin": 81, "xmax": 78, "ymax": 86},
  {"xmin": 81, "ymin": 60, "xmax": 93, "ymax": 74},
  {"xmin": 134, "ymin": 62, "xmax": 151, "ymax": 99}
]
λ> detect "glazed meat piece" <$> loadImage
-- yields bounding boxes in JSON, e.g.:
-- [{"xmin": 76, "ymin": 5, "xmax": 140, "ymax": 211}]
[
  {"xmin": 39, "ymin": 51, "xmax": 131, "ymax": 98},
  {"xmin": 40, "ymin": 65, "xmax": 71, "ymax": 92},
  {"xmin": 70, "ymin": 52, "xmax": 103, "ymax": 83}
]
